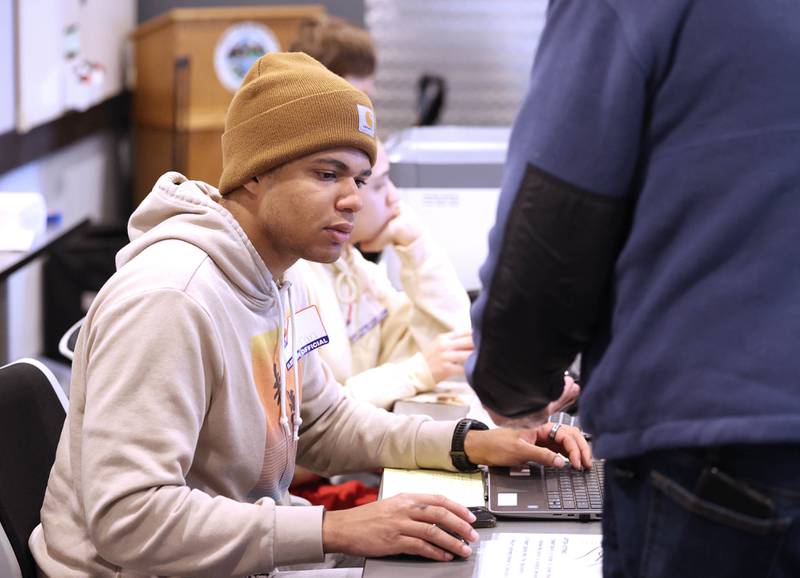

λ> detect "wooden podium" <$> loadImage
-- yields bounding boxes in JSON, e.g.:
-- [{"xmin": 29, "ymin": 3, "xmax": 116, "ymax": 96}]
[{"xmin": 131, "ymin": 5, "xmax": 325, "ymax": 206}]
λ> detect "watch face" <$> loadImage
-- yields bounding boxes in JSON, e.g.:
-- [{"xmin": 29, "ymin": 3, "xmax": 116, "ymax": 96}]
[{"xmin": 465, "ymin": 419, "xmax": 489, "ymax": 431}]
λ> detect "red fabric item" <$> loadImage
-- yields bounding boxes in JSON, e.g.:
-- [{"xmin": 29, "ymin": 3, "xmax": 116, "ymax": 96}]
[{"xmin": 292, "ymin": 479, "xmax": 379, "ymax": 510}]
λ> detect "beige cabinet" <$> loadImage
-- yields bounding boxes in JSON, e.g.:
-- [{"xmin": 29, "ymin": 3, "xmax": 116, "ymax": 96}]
[{"xmin": 131, "ymin": 5, "xmax": 324, "ymax": 206}]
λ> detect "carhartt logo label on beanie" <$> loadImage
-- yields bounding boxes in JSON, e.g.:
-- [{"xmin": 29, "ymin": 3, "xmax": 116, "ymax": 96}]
[
  {"xmin": 219, "ymin": 52, "xmax": 378, "ymax": 195},
  {"xmin": 357, "ymin": 104, "xmax": 375, "ymax": 137}
]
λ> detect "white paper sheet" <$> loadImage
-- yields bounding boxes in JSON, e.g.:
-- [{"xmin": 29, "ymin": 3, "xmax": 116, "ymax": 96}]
[
  {"xmin": 0, "ymin": 229, "xmax": 35, "ymax": 252},
  {"xmin": 0, "ymin": 192, "xmax": 46, "ymax": 251},
  {"xmin": 476, "ymin": 533, "xmax": 602, "ymax": 578},
  {"xmin": 381, "ymin": 468, "xmax": 485, "ymax": 507}
]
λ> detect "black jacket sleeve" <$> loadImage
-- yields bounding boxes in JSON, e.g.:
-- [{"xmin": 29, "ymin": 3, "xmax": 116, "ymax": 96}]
[{"xmin": 471, "ymin": 164, "xmax": 630, "ymax": 417}]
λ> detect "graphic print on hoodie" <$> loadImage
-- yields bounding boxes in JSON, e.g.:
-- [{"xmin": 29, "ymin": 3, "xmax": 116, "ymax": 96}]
[{"xmin": 252, "ymin": 327, "xmax": 304, "ymax": 494}]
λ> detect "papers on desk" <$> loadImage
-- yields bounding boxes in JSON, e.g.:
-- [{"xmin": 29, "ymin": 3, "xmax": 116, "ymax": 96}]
[
  {"xmin": 381, "ymin": 468, "xmax": 485, "ymax": 507},
  {"xmin": 0, "ymin": 228, "xmax": 36, "ymax": 252},
  {"xmin": 476, "ymin": 533, "xmax": 602, "ymax": 578},
  {"xmin": 392, "ymin": 380, "xmax": 501, "ymax": 426},
  {"xmin": 393, "ymin": 381, "xmax": 473, "ymax": 420}
]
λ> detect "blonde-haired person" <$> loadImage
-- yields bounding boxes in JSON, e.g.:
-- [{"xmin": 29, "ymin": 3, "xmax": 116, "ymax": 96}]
[
  {"xmin": 293, "ymin": 140, "xmax": 474, "ymax": 411},
  {"xmin": 290, "ymin": 14, "xmax": 377, "ymax": 97}
]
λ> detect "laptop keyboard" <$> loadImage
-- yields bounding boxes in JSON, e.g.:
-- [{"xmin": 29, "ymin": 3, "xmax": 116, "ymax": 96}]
[
  {"xmin": 547, "ymin": 411, "xmax": 592, "ymax": 440},
  {"xmin": 547, "ymin": 411, "xmax": 581, "ymax": 428},
  {"xmin": 510, "ymin": 462, "xmax": 605, "ymax": 511}
]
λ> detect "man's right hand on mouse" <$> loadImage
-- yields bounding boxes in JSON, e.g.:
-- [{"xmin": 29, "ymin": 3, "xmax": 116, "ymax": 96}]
[{"xmin": 322, "ymin": 493, "xmax": 477, "ymax": 561}]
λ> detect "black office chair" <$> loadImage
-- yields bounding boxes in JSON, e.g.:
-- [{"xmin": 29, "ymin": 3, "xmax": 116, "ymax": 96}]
[
  {"xmin": 58, "ymin": 317, "xmax": 84, "ymax": 362},
  {"xmin": 0, "ymin": 359, "xmax": 68, "ymax": 578}
]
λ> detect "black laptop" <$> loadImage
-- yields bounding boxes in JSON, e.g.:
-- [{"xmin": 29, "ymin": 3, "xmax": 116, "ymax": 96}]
[{"xmin": 486, "ymin": 460, "xmax": 604, "ymax": 521}]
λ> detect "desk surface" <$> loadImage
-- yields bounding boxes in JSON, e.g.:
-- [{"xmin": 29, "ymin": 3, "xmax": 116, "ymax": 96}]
[
  {"xmin": 363, "ymin": 517, "xmax": 601, "ymax": 577},
  {"xmin": 0, "ymin": 215, "xmax": 90, "ymax": 280},
  {"xmin": 0, "ymin": 215, "xmax": 91, "ymax": 364}
]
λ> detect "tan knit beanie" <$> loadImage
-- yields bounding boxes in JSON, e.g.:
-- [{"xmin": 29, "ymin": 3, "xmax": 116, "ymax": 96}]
[{"xmin": 219, "ymin": 52, "xmax": 377, "ymax": 195}]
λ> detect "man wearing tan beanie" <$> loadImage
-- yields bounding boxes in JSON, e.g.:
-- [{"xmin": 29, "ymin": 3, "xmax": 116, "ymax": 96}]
[{"xmin": 29, "ymin": 52, "xmax": 590, "ymax": 578}]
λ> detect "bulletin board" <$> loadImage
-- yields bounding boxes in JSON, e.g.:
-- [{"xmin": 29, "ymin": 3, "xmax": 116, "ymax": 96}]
[{"xmin": 15, "ymin": 0, "xmax": 136, "ymax": 133}]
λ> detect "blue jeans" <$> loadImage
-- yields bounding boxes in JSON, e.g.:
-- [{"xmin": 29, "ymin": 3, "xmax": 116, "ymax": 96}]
[{"xmin": 602, "ymin": 445, "xmax": 800, "ymax": 578}]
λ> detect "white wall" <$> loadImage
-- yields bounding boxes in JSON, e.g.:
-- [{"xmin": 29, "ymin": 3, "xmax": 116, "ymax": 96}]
[
  {"xmin": 0, "ymin": 0, "xmax": 14, "ymax": 134},
  {"xmin": 16, "ymin": 0, "xmax": 136, "ymax": 131}
]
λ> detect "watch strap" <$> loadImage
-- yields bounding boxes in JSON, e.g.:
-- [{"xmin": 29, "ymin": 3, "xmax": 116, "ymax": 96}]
[{"xmin": 449, "ymin": 418, "xmax": 489, "ymax": 472}]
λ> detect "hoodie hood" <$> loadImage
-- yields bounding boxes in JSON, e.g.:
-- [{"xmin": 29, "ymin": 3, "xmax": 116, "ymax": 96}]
[{"xmin": 117, "ymin": 172, "xmax": 273, "ymax": 303}]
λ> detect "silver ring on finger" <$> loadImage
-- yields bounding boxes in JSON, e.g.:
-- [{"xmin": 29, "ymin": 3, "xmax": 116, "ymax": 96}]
[{"xmin": 548, "ymin": 422, "xmax": 561, "ymax": 441}]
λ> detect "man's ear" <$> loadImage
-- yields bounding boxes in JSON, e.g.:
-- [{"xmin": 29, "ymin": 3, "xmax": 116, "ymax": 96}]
[{"xmin": 241, "ymin": 176, "xmax": 261, "ymax": 195}]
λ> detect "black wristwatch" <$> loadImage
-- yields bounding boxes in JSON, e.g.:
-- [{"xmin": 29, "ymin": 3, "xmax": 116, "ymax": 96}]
[{"xmin": 449, "ymin": 418, "xmax": 489, "ymax": 472}]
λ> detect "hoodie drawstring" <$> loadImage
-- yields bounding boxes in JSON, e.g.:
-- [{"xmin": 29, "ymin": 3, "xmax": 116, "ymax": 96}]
[
  {"xmin": 287, "ymin": 284, "xmax": 303, "ymax": 441},
  {"xmin": 270, "ymin": 279, "xmax": 292, "ymax": 439},
  {"xmin": 271, "ymin": 279, "xmax": 302, "ymax": 441}
]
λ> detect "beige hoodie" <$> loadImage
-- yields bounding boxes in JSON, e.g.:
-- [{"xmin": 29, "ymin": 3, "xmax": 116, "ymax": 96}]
[
  {"xmin": 29, "ymin": 173, "xmax": 457, "ymax": 578},
  {"xmin": 293, "ymin": 240, "xmax": 471, "ymax": 410}
]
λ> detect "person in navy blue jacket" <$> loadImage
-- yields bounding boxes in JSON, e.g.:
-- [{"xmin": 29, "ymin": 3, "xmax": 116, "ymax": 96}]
[{"xmin": 468, "ymin": 1, "xmax": 800, "ymax": 575}]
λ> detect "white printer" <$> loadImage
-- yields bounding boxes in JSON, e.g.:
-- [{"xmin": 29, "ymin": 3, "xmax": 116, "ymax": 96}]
[{"xmin": 384, "ymin": 126, "xmax": 510, "ymax": 294}]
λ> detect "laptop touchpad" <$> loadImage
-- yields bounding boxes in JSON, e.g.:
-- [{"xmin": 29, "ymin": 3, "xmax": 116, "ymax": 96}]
[{"xmin": 495, "ymin": 465, "xmax": 549, "ymax": 510}]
